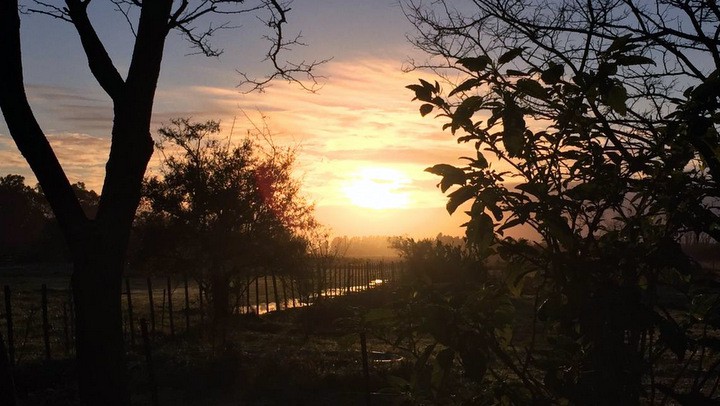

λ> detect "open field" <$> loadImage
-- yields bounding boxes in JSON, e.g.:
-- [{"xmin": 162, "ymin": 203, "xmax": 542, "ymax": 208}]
[
  {"xmin": 3, "ymin": 280, "xmax": 418, "ymax": 405},
  {"xmin": 0, "ymin": 262, "xmax": 402, "ymax": 365}
]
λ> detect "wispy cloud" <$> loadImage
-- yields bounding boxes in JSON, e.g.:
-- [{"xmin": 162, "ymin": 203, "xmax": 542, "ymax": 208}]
[
  {"xmin": 185, "ymin": 58, "xmax": 470, "ymax": 212},
  {"xmin": 25, "ymin": 84, "xmax": 113, "ymax": 134},
  {"xmin": 0, "ymin": 133, "xmax": 109, "ymax": 191},
  {"xmin": 0, "ymin": 57, "xmax": 470, "ymax": 236}
]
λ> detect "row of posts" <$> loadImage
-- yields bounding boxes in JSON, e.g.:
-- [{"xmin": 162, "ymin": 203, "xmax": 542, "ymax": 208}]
[{"xmin": 1, "ymin": 262, "xmax": 402, "ymax": 364}]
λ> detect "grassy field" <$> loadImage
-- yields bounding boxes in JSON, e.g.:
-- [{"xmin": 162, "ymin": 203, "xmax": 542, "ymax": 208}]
[
  {"xmin": 0, "ymin": 262, "xmax": 398, "ymax": 364},
  {"xmin": 1, "ymin": 264, "xmax": 414, "ymax": 405}
]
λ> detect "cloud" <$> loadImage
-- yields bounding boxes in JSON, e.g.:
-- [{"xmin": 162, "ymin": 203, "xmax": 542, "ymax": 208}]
[
  {"xmin": 0, "ymin": 133, "xmax": 109, "ymax": 191},
  {"xmin": 24, "ymin": 84, "xmax": 113, "ymax": 134},
  {"xmin": 1, "ymin": 57, "xmax": 476, "ymax": 237},
  {"xmin": 27, "ymin": 84, "xmax": 104, "ymax": 104},
  {"xmin": 182, "ymin": 58, "xmax": 471, "ymax": 212}
]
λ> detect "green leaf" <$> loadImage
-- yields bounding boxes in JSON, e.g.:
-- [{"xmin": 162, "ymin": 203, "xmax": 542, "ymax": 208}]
[
  {"xmin": 456, "ymin": 95, "xmax": 484, "ymax": 118},
  {"xmin": 406, "ymin": 83, "xmax": 432, "ymax": 102},
  {"xmin": 506, "ymin": 262, "xmax": 536, "ymax": 297},
  {"xmin": 516, "ymin": 182, "xmax": 547, "ymax": 197},
  {"xmin": 475, "ymin": 151, "xmax": 488, "ymax": 169},
  {"xmin": 425, "ymin": 163, "xmax": 464, "ymax": 178},
  {"xmin": 597, "ymin": 62, "xmax": 618, "ymax": 78},
  {"xmin": 606, "ymin": 84, "xmax": 628, "ymax": 116},
  {"xmin": 498, "ymin": 217, "xmax": 524, "ymax": 233},
  {"xmin": 615, "ymin": 55, "xmax": 656, "ymax": 66},
  {"xmin": 516, "ymin": 78, "xmax": 547, "ymax": 99},
  {"xmin": 419, "ymin": 78, "xmax": 435, "ymax": 91},
  {"xmin": 488, "ymin": 205, "xmax": 503, "ymax": 221},
  {"xmin": 502, "ymin": 99, "xmax": 525, "ymax": 157},
  {"xmin": 457, "ymin": 55, "xmax": 492, "ymax": 71},
  {"xmin": 420, "ymin": 103, "xmax": 434, "ymax": 117},
  {"xmin": 544, "ymin": 217, "xmax": 575, "ymax": 249},
  {"xmin": 466, "ymin": 212, "xmax": 494, "ymax": 252},
  {"xmin": 506, "ymin": 69, "xmax": 528, "ymax": 76},
  {"xmin": 498, "ymin": 47, "xmax": 525, "ymax": 65},
  {"xmin": 446, "ymin": 185, "xmax": 476, "ymax": 214},
  {"xmin": 448, "ymin": 78, "xmax": 481, "ymax": 97},
  {"xmin": 605, "ymin": 34, "xmax": 632, "ymax": 54},
  {"xmin": 451, "ymin": 96, "xmax": 484, "ymax": 133},
  {"xmin": 541, "ymin": 62, "xmax": 564, "ymax": 84},
  {"xmin": 426, "ymin": 164, "xmax": 466, "ymax": 192}
]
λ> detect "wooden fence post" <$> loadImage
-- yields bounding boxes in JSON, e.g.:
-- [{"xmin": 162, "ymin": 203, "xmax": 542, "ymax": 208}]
[
  {"xmin": 140, "ymin": 319, "xmax": 159, "ymax": 406},
  {"xmin": 68, "ymin": 286, "xmax": 74, "ymax": 353},
  {"xmin": 360, "ymin": 331, "xmax": 371, "ymax": 406},
  {"xmin": 356, "ymin": 264, "xmax": 360, "ymax": 292},
  {"xmin": 245, "ymin": 276, "xmax": 251, "ymax": 314},
  {"xmin": 0, "ymin": 332, "xmax": 15, "ymax": 406},
  {"xmin": 3, "ymin": 285, "xmax": 14, "ymax": 367},
  {"xmin": 289, "ymin": 278, "xmax": 296, "ymax": 308},
  {"xmin": 345, "ymin": 265, "xmax": 351, "ymax": 294},
  {"xmin": 146, "ymin": 278, "xmax": 156, "ymax": 333},
  {"xmin": 198, "ymin": 283, "xmax": 205, "ymax": 323},
  {"xmin": 41, "ymin": 284, "xmax": 51, "ymax": 361},
  {"xmin": 125, "ymin": 278, "xmax": 135, "ymax": 346},
  {"xmin": 160, "ymin": 288, "xmax": 166, "ymax": 330},
  {"xmin": 272, "ymin": 273, "xmax": 280, "ymax": 311},
  {"xmin": 346, "ymin": 265, "xmax": 351, "ymax": 293},
  {"xmin": 354, "ymin": 265, "xmax": 358, "ymax": 292},
  {"xmin": 62, "ymin": 302, "xmax": 70, "ymax": 356},
  {"xmin": 366, "ymin": 261, "xmax": 371, "ymax": 290},
  {"xmin": 335, "ymin": 266, "xmax": 340, "ymax": 296},
  {"xmin": 263, "ymin": 275, "xmax": 270, "ymax": 313},
  {"xmin": 166, "ymin": 277, "xmax": 175, "ymax": 337},
  {"xmin": 255, "ymin": 276, "xmax": 260, "ymax": 314},
  {"xmin": 183, "ymin": 274, "xmax": 190, "ymax": 332}
]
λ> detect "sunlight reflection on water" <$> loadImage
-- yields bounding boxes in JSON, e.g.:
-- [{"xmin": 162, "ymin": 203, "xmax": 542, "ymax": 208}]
[{"xmin": 238, "ymin": 280, "xmax": 388, "ymax": 315}]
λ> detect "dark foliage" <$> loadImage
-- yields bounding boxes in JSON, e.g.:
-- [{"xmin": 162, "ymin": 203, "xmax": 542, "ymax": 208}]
[{"xmin": 401, "ymin": 0, "xmax": 720, "ymax": 403}]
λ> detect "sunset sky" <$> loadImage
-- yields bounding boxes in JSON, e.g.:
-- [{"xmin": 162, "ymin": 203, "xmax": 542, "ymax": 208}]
[{"xmin": 0, "ymin": 1, "xmax": 472, "ymax": 238}]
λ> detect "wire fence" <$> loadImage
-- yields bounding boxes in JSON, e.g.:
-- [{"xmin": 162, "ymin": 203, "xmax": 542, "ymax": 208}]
[{"xmin": 0, "ymin": 261, "xmax": 404, "ymax": 365}]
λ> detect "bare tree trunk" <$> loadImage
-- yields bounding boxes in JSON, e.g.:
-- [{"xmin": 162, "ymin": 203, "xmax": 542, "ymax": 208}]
[{"xmin": 71, "ymin": 246, "xmax": 128, "ymax": 406}]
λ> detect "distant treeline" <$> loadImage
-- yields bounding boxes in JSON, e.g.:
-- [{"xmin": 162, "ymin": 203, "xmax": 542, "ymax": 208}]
[
  {"xmin": 0, "ymin": 174, "xmax": 98, "ymax": 264},
  {"xmin": 330, "ymin": 234, "xmax": 464, "ymax": 259},
  {"xmin": 0, "ymin": 173, "xmax": 465, "ymax": 265}
]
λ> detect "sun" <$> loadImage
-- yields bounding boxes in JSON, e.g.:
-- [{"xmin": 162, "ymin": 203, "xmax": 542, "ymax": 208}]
[{"xmin": 342, "ymin": 167, "xmax": 411, "ymax": 210}]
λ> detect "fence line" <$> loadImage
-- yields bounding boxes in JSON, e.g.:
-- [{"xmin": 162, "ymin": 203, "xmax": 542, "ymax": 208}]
[{"xmin": 0, "ymin": 261, "xmax": 404, "ymax": 364}]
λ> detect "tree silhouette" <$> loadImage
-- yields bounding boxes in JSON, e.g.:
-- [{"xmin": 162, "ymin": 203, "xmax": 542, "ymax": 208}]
[
  {"xmin": 0, "ymin": 1, "xmax": 322, "ymax": 404},
  {"xmin": 404, "ymin": 0, "xmax": 720, "ymax": 403},
  {"xmin": 0, "ymin": 175, "xmax": 100, "ymax": 263},
  {"xmin": 137, "ymin": 118, "xmax": 314, "ymax": 324},
  {"xmin": 0, "ymin": 175, "xmax": 47, "ymax": 262}
]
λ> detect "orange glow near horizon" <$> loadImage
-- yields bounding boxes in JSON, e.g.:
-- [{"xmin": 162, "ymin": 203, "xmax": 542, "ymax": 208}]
[{"xmin": 0, "ymin": 58, "xmax": 475, "ymax": 238}]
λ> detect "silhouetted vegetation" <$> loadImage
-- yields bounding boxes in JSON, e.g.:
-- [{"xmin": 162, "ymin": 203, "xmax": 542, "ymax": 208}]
[
  {"xmin": 6, "ymin": 0, "xmax": 720, "ymax": 404},
  {"xmin": 0, "ymin": 1, "xmax": 323, "ymax": 403},
  {"xmin": 401, "ymin": 0, "xmax": 720, "ymax": 403},
  {"xmin": 134, "ymin": 118, "xmax": 315, "ymax": 327},
  {"xmin": 0, "ymin": 175, "xmax": 98, "ymax": 264}
]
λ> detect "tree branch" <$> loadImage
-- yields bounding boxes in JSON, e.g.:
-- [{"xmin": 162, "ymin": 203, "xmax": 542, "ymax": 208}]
[
  {"xmin": 237, "ymin": 0, "xmax": 331, "ymax": 92},
  {"xmin": 65, "ymin": 0, "xmax": 125, "ymax": 100},
  {"xmin": 0, "ymin": 0, "xmax": 88, "ymax": 247}
]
